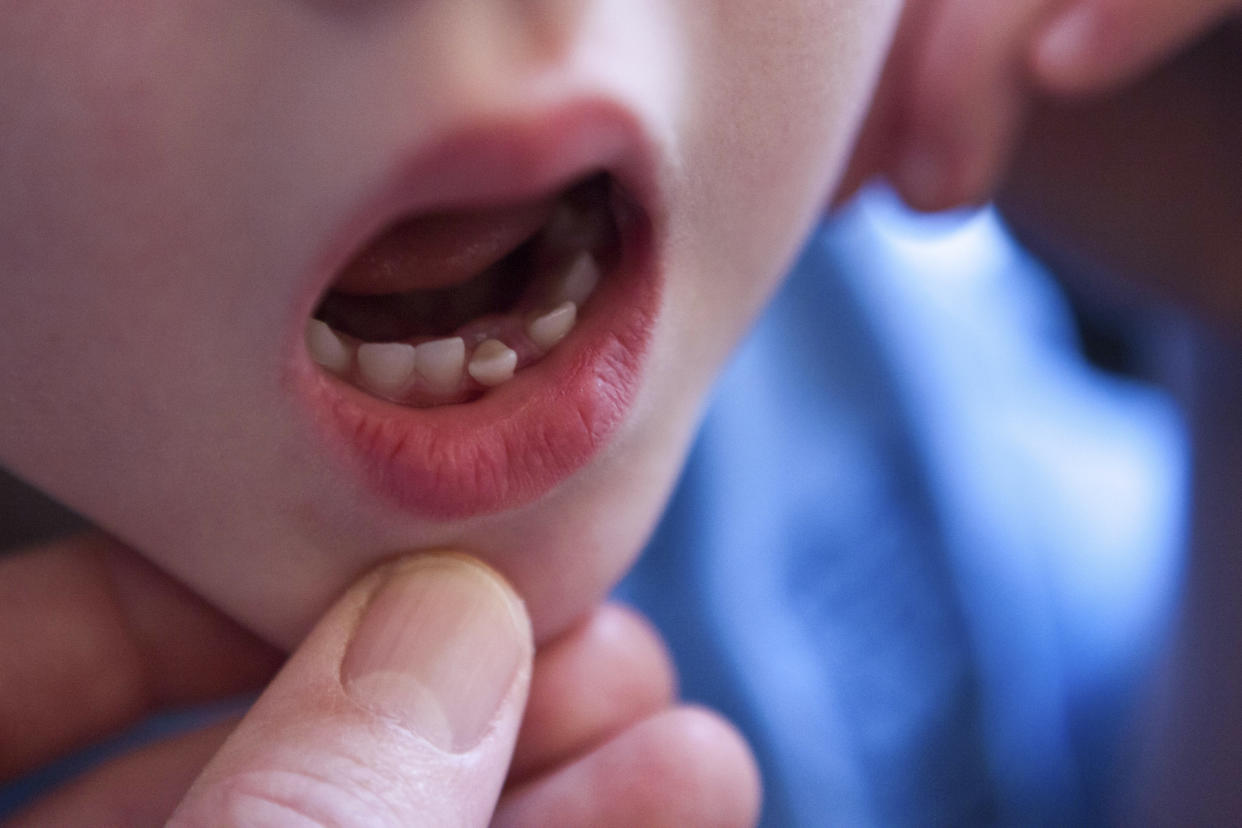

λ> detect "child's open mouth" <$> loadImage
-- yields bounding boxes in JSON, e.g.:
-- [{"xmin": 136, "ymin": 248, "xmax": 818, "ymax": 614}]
[
  {"xmin": 296, "ymin": 107, "xmax": 662, "ymax": 520},
  {"xmin": 307, "ymin": 174, "xmax": 619, "ymax": 406}
]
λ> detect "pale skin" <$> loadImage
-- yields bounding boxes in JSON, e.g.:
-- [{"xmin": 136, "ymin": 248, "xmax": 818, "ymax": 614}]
[
  {"xmin": 0, "ymin": 0, "xmax": 899, "ymax": 648},
  {"xmin": 0, "ymin": 1, "xmax": 900, "ymax": 824},
  {"xmin": 1, "ymin": 0, "xmax": 1237, "ymax": 824}
]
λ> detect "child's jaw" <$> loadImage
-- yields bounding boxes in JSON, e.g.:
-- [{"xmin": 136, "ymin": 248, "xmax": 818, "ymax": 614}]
[{"xmin": 0, "ymin": 0, "xmax": 903, "ymax": 648}]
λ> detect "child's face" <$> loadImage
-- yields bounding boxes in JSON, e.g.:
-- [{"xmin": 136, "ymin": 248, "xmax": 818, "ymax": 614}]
[{"xmin": 0, "ymin": 1, "xmax": 899, "ymax": 645}]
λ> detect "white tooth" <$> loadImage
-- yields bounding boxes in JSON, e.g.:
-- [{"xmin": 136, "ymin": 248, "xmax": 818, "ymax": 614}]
[
  {"xmin": 527, "ymin": 302, "xmax": 577, "ymax": 350},
  {"xmin": 306, "ymin": 319, "xmax": 352, "ymax": 375},
  {"xmin": 468, "ymin": 339, "xmax": 518, "ymax": 387},
  {"xmin": 414, "ymin": 337, "xmax": 466, "ymax": 393},
  {"xmin": 356, "ymin": 342, "xmax": 416, "ymax": 396},
  {"xmin": 552, "ymin": 252, "xmax": 600, "ymax": 306}
]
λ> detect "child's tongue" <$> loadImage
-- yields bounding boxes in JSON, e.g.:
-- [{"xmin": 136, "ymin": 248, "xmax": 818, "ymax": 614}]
[{"xmin": 332, "ymin": 197, "xmax": 555, "ymax": 296}]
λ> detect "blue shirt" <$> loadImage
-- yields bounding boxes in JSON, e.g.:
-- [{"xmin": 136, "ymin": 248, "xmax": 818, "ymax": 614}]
[{"xmin": 616, "ymin": 194, "xmax": 1187, "ymax": 826}]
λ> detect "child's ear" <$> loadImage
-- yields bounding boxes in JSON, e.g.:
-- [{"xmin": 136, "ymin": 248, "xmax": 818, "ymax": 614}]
[{"xmin": 828, "ymin": 0, "xmax": 928, "ymax": 213}]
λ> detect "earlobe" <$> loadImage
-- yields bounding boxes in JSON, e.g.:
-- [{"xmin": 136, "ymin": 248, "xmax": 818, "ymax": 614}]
[{"xmin": 826, "ymin": 0, "xmax": 934, "ymax": 214}]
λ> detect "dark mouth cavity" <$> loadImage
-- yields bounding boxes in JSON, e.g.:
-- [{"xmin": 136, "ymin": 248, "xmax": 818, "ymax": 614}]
[{"xmin": 315, "ymin": 174, "xmax": 618, "ymax": 343}]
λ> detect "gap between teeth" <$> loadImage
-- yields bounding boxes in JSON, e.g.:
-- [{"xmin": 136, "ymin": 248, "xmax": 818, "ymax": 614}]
[{"xmin": 309, "ymin": 193, "xmax": 608, "ymax": 407}]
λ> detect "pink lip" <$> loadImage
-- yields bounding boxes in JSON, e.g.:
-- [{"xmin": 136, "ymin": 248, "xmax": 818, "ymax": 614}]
[{"xmin": 292, "ymin": 101, "xmax": 663, "ymax": 520}]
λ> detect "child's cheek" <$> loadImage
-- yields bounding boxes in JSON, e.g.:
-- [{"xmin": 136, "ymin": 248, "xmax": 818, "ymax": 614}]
[
  {"xmin": 660, "ymin": 0, "xmax": 903, "ymax": 369},
  {"xmin": 0, "ymin": 0, "xmax": 904, "ymax": 649}
]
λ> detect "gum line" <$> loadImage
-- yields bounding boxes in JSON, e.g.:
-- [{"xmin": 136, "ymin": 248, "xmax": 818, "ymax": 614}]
[
  {"xmin": 307, "ymin": 246, "xmax": 600, "ymax": 406},
  {"xmin": 307, "ymin": 180, "xmax": 614, "ymax": 408},
  {"xmin": 307, "ymin": 298, "xmax": 579, "ymax": 406}
]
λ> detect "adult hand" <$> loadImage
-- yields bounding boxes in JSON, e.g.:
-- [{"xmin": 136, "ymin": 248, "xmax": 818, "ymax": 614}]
[
  {"xmin": 845, "ymin": 0, "xmax": 1242, "ymax": 322},
  {"xmin": 1, "ymin": 534, "xmax": 759, "ymax": 826}
]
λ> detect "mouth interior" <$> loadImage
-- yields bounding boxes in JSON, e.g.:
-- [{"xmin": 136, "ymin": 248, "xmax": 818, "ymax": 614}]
[
  {"xmin": 306, "ymin": 173, "xmax": 624, "ymax": 407},
  {"xmin": 317, "ymin": 248, "xmax": 536, "ymax": 340}
]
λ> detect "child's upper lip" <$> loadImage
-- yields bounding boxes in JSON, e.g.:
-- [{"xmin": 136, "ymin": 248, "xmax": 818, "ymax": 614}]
[
  {"xmin": 302, "ymin": 97, "xmax": 662, "ymax": 323},
  {"xmin": 291, "ymin": 97, "xmax": 664, "ymax": 520}
]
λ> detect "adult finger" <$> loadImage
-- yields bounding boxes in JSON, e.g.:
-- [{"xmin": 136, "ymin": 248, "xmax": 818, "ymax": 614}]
[
  {"xmin": 510, "ymin": 603, "xmax": 676, "ymax": 782},
  {"xmin": 6, "ymin": 719, "xmax": 237, "ymax": 828},
  {"xmin": 169, "ymin": 552, "xmax": 532, "ymax": 827},
  {"xmin": 495, "ymin": 706, "xmax": 761, "ymax": 828},
  {"xmin": 1032, "ymin": 0, "xmax": 1241, "ymax": 93},
  {"xmin": 7, "ymin": 602, "xmax": 675, "ymax": 826},
  {"xmin": 0, "ymin": 534, "xmax": 281, "ymax": 781},
  {"xmin": 9, "ymin": 603, "xmax": 674, "ymax": 825}
]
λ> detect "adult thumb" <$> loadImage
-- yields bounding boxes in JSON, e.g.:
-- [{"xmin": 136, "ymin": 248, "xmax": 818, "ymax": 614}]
[{"xmin": 170, "ymin": 553, "xmax": 532, "ymax": 827}]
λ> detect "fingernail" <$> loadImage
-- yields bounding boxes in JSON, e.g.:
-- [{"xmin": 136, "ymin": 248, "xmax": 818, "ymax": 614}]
[
  {"xmin": 1034, "ymin": 4, "xmax": 1099, "ymax": 81},
  {"xmin": 342, "ymin": 554, "xmax": 529, "ymax": 753}
]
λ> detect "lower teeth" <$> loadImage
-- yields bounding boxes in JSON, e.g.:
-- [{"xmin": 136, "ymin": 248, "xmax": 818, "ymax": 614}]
[
  {"xmin": 307, "ymin": 271, "xmax": 591, "ymax": 406},
  {"xmin": 309, "ymin": 175, "xmax": 617, "ymax": 408},
  {"xmin": 468, "ymin": 339, "xmax": 519, "ymax": 387}
]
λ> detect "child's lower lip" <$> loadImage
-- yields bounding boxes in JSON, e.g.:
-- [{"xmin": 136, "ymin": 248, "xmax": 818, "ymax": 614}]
[
  {"xmin": 292, "ymin": 106, "xmax": 663, "ymax": 520},
  {"xmin": 311, "ymin": 238, "xmax": 656, "ymax": 519}
]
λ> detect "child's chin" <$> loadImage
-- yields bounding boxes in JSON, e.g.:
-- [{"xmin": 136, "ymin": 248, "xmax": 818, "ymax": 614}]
[{"xmin": 402, "ymin": 452, "xmax": 686, "ymax": 644}]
